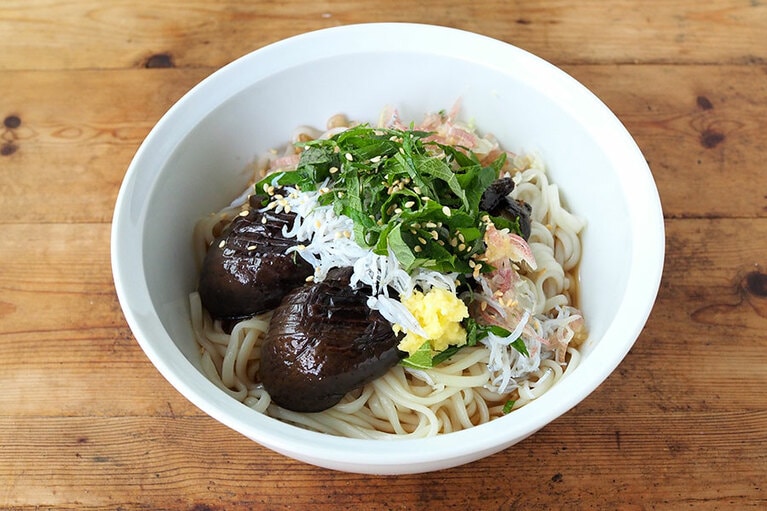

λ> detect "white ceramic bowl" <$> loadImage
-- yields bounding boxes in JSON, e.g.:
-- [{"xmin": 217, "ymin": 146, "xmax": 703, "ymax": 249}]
[{"xmin": 111, "ymin": 23, "xmax": 664, "ymax": 474}]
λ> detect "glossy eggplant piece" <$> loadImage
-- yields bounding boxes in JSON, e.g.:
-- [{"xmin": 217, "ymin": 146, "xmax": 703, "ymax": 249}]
[
  {"xmin": 259, "ymin": 267, "xmax": 404, "ymax": 413},
  {"xmin": 480, "ymin": 177, "xmax": 532, "ymax": 240},
  {"xmin": 198, "ymin": 195, "xmax": 313, "ymax": 322}
]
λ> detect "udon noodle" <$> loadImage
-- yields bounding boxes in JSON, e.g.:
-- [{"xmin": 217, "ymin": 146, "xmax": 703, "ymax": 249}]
[{"xmin": 190, "ymin": 108, "xmax": 586, "ymax": 439}]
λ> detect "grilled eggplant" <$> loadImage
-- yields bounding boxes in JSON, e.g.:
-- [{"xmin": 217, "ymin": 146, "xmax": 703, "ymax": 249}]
[
  {"xmin": 479, "ymin": 177, "xmax": 532, "ymax": 240},
  {"xmin": 259, "ymin": 267, "xmax": 404, "ymax": 413},
  {"xmin": 198, "ymin": 195, "xmax": 313, "ymax": 322}
]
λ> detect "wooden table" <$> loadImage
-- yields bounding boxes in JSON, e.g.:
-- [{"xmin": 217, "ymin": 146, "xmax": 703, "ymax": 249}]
[{"xmin": 1, "ymin": 1, "xmax": 765, "ymax": 509}]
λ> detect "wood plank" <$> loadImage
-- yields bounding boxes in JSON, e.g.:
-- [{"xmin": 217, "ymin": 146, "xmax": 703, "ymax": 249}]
[
  {"xmin": 0, "ymin": 65, "xmax": 765, "ymax": 224},
  {"xmin": 566, "ymin": 64, "xmax": 767, "ymax": 220},
  {"xmin": 0, "ymin": 69, "xmax": 210, "ymax": 223},
  {"xmin": 0, "ymin": 1, "xmax": 766, "ymax": 71},
  {"xmin": 0, "ymin": 222, "xmax": 202, "ymax": 417},
  {"xmin": 0, "ymin": 410, "xmax": 763, "ymax": 509}
]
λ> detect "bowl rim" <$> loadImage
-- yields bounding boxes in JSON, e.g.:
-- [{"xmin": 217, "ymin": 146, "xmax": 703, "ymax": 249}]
[{"xmin": 111, "ymin": 22, "xmax": 665, "ymax": 473}]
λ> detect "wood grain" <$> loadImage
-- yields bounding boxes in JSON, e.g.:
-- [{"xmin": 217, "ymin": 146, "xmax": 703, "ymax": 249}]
[
  {"xmin": 1, "ymin": 0, "xmax": 765, "ymax": 509},
  {"xmin": 1, "ymin": 0, "xmax": 765, "ymax": 71},
  {"xmin": 0, "ymin": 69, "xmax": 209, "ymax": 223}
]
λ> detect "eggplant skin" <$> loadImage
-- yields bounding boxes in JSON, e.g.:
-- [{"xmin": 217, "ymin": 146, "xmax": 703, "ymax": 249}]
[
  {"xmin": 259, "ymin": 268, "xmax": 405, "ymax": 413},
  {"xmin": 198, "ymin": 197, "xmax": 313, "ymax": 322},
  {"xmin": 479, "ymin": 177, "xmax": 533, "ymax": 240}
]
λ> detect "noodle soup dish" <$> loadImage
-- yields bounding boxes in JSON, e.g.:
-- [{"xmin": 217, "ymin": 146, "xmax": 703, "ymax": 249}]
[{"xmin": 111, "ymin": 23, "xmax": 664, "ymax": 474}]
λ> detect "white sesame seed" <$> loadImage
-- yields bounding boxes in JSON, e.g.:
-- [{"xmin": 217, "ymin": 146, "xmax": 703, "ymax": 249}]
[
  {"xmin": 404, "ymin": 201, "xmax": 415, "ymax": 209},
  {"xmin": 418, "ymin": 237, "xmax": 427, "ymax": 245},
  {"xmin": 329, "ymin": 166, "xmax": 339, "ymax": 174},
  {"xmin": 458, "ymin": 243, "xmax": 466, "ymax": 251},
  {"xmin": 414, "ymin": 246, "xmax": 422, "ymax": 253},
  {"xmin": 430, "ymin": 231, "xmax": 439, "ymax": 240},
  {"xmin": 247, "ymin": 245, "xmax": 257, "ymax": 251},
  {"xmin": 345, "ymin": 153, "xmax": 353, "ymax": 161},
  {"xmin": 370, "ymin": 155, "xmax": 382, "ymax": 163},
  {"xmin": 218, "ymin": 240, "xmax": 226, "ymax": 248},
  {"xmin": 305, "ymin": 275, "xmax": 314, "ymax": 282},
  {"xmin": 425, "ymin": 222, "xmax": 437, "ymax": 228},
  {"xmin": 442, "ymin": 206, "xmax": 451, "ymax": 217},
  {"xmin": 261, "ymin": 217, "xmax": 267, "ymax": 224},
  {"xmin": 413, "ymin": 186, "xmax": 421, "ymax": 194},
  {"xmin": 239, "ymin": 210, "xmax": 249, "ymax": 217}
]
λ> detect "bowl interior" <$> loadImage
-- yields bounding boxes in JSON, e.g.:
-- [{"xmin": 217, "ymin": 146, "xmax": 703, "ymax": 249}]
[{"xmin": 112, "ymin": 23, "xmax": 663, "ymax": 474}]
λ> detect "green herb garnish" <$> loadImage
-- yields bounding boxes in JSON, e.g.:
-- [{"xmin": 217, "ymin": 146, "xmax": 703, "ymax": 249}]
[
  {"xmin": 400, "ymin": 341, "xmax": 437, "ymax": 370},
  {"xmin": 255, "ymin": 124, "xmax": 506, "ymax": 274},
  {"xmin": 400, "ymin": 318, "xmax": 528, "ymax": 368},
  {"xmin": 510, "ymin": 337, "xmax": 530, "ymax": 358}
]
